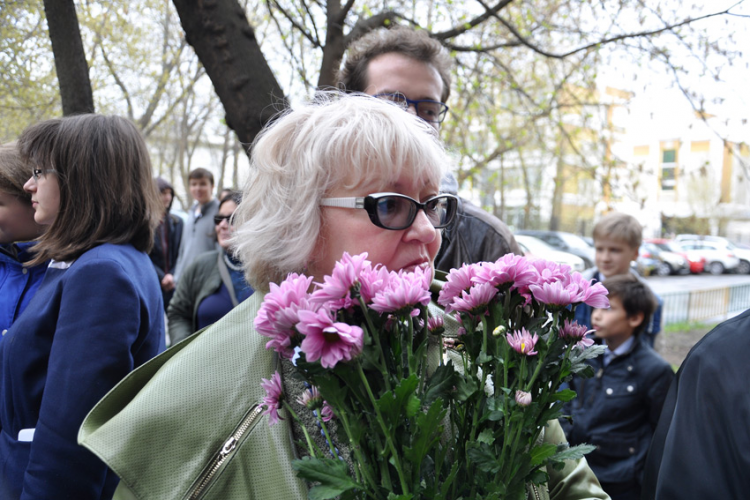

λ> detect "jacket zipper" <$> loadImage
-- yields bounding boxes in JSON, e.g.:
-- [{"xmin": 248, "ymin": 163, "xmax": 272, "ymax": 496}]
[
  {"xmin": 186, "ymin": 404, "xmax": 264, "ymax": 500},
  {"xmin": 531, "ymin": 483, "xmax": 541, "ymax": 500}
]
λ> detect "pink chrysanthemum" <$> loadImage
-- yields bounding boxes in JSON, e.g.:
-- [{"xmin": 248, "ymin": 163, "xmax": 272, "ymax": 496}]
[
  {"xmin": 427, "ymin": 315, "xmax": 444, "ymax": 334},
  {"xmin": 449, "ymin": 282, "xmax": 498, "ymax": 314},
  {"xmin": 261, "ymin": 371, "xmax": 284, "ymax": 426},
  {"xmin": 297, "ymin": 386, "xmax": 323, "ymax": 409},
  {"xmin": 370, "ymin": 267, "xmax": 431, "ymax": 315},
  {"xmin": 515, "ymin": 390, "xmax": 532, "ymax": 407},
  {"xmin": 528, "ymin": 258, "xmax": 571, "ymax": 285},
  {"xmin": 255, "ymin": 273, "xmax": 315, "ymax": 359},
  {"xmin": 559, "ymin": 319, "xmax": 595, "ymax": 349},
  {"xmin": 359, "ymin": 264, "xmax": 391, "ymax": 304},
  {"xmin": 506, "ymin": 327, "xmax": 539, "ymax": 356},
  {"xmin": 529, "ymin": 280, "xmax": 576, "ymax": 307},
  {"xmin": 320, "ymin": 402, "xmax": 334, "ymax": 422},
  {"xmin": 311, "ymin": 252, "xmax": 371, "ymax": 309},
  {"xmin": 437, "ymin": 264, "xmax": 480, "ymax": 309},
  {"xmin": 297, "ymin": 308, "xmax": 364, "ymax": 368},
  {"xmin": 472, "ymin": 254, "xmax": 539, "ymax": 291}
]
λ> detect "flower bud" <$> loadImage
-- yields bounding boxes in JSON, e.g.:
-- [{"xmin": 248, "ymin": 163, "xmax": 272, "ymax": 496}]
[
  {"xmin": 492, "ymin": 325, "xmax": 507, "ymax": 337},
  {"xmin": 515, "ymin": 390, "xmax": 532, "ymax": 407}
]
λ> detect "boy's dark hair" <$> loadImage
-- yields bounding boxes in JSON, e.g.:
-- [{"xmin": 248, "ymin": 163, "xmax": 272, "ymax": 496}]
[
  {"xmin": 19, "ymin": 114, "xmax": 162, "ymax": 266},
  {"xmin": 338, "ymin": 26, "xmax": 453, "ymax": 102},
  {"xmin": 602, "ymin": 274, "xmax": 657, "ymax": 336},
  {"xmin": 188, "ymin": 167, "xmax": 214, "ymax": 186}
]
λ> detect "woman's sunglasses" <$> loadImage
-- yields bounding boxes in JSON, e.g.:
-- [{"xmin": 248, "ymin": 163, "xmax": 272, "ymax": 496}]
[
  {"xmin": 320, "ymin": 193, "xmax": 458, "ymax": 230},
  {"xmin": 213, "ymin": 214, "xmax": 233, "ymax": 225}
]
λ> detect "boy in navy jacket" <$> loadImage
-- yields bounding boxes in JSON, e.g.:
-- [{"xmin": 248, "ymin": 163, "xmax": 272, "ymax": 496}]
[{"xmin": 562, "ymin": 274, "xmax": 674, "ymax": 500}]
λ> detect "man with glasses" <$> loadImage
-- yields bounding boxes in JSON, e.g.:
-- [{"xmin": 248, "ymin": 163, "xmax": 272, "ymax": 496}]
[{"xmin": 338, "ymin": 26, "xmax": 521, "ymax": 274}]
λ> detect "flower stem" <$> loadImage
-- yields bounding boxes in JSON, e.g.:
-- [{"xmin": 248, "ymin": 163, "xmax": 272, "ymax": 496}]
[
  {"xmin": 356, "ymin": 363, "xmax": 410, "ymax": 495},
  {"xmin": 282, "ymin": 401, "xmax": 317, "ymax": 459},
  {"xmin": 358, "ymin": 296, "xmax": 392, "ymax": 392}
]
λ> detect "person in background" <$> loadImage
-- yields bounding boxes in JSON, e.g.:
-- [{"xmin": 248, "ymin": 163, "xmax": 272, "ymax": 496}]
[
  {"xmin": 573, "ymin": 212, "xmax": 662, "ymax": 346},
  {"xmin": 0, "ymin": 114, "xmax": 166, "ymax": 499},
  {"xmin": 0, "ymin": 142, "xmax": 47, "ymax": 338},
  {"xmin": 562, "ymin": 274, "xmax": 674, "ymax": 500},
  {"xmin": 337, "ymin": 26, "xmax": 522, "ymax": 273},
  {"xmin": 642, "ymin": 308, "xmax": 750, "ymax": 499},
  {"xmin": 149, "ymin": 177, "xmax": 183, "ymax": 311},
  {"xmin": 173, "ymin": 167, "xmax": 219, "ymax": 282},
  {"xmin": 168, "ymin": 191, "xmax": 253, "ymax": 344}
]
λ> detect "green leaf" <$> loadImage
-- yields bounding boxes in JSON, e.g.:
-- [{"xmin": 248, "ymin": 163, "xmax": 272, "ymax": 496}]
[
  {"xmin": 477, "ymin": 428, "xmax": 495, "ymax": 445},
  {"xmin": 553, "ymin": 389, "xmax": 577, "ymax": 402},
  {"xmin": 404, "ymin": 400, "xmax": 446, "ymax": 464},
  {"xmin": 405, "ymin": 394, "xmax": 421, "ymax": 418},
  {"xmin": 387, "ymin": 494, "xmax": 413, "ymax": 500},
  {"xmin": 455, "ymin": 374, "xmax": 480, "ymax": 402},
  {"xmin": 529, "ymin": 443, "xmax": 558, "ymax": 466},
  {"xmin": 466, "ymin": 442, "xmax": 502, "ymax": 473},
  {"xmin": 551, "ymin": 443, "xmax": 597, "ymax": 462},
  {"xmin": 423, "ymin": 363, "xmax": 456, "ymax": 406},
  {"xmin": 293, "ymin": 457, "xmax": 360, "ymax": 499}
]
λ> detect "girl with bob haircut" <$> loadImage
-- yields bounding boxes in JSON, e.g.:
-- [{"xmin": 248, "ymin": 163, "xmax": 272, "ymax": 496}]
[
  {"xmin": 0, "ymin": 114, "xmax": 166, "ymax": 499},
  {"xmin": 79, "ymin": 94, "xmax": 606, "ymax": 500}
]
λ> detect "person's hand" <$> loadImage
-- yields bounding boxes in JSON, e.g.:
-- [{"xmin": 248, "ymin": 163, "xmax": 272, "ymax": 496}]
[{"xmin": 161, "ymin": 273, "xmax": 175, "ymax": 292}]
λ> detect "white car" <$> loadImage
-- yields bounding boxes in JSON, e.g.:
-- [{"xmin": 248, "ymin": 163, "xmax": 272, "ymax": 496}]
[
  {"xmin": 675, "ymin": 234, "xmax": 750, "ymax": 274},
  {"xmin": 676, "ymin": 239, "xmax": 740, "ymax": 275},
  {"xmin": 515, "ymin": 235, "xmax": 585, "ymax": 272}
]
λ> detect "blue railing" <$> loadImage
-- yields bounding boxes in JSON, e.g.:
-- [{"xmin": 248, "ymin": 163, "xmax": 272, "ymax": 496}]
[{"xmin": 660, "ymin": 283, "xmax": 750, "ymax": 326}]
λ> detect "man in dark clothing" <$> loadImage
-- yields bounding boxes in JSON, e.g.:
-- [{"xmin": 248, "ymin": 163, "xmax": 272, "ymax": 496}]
[
  {"xmin": 149, "ymin": 177, "xmax": 184, "ymax": 311},
  {"xmin": 337, "ymin": 27, "xmax": 521, "ymax": 272},
  {"xmin": 641, "ymin": 308, "xmax": 750, "ymax": 500}
]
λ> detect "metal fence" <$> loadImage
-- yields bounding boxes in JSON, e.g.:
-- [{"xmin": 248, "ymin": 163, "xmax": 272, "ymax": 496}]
[{"xmin": 660, "ymin": 283, "xmax": 750, "ymax": 326}]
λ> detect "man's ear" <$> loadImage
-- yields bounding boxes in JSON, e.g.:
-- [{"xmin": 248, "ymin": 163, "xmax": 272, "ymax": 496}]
[{"xmin": 628, "ymin": 311, "xmax": 645, "ymax": 329}]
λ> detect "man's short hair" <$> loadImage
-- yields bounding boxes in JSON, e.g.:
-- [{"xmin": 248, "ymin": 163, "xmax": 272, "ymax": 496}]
[
  {"xmin": 593, "ymin": 212, "xmax": 642, "ymax": 249},
  {"xmin": 601, "ymin": 274, "xmax": 657, "ymax": 336},
  {"xmin": 338, "ymin": 26, "xmax": 452, "ymax": 102},
  {"xmin": 188, "ymin": 167, "xmax": 214, "ymax": 186}
]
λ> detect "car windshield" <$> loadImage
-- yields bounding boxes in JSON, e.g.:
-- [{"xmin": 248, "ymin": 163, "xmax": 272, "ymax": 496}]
[{"xmin": 559, "ymin": 233, "xmax": 591, "ymax": 251}]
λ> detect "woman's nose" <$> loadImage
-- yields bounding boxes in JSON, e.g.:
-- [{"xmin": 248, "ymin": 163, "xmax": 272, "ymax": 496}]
[
  {"xmin": 404, "ymin": 209, "xmax": 437, "ymax": 243},
  {"xmin": 23, "ymin": 177, "xmax": 36, "ymax": 193}
]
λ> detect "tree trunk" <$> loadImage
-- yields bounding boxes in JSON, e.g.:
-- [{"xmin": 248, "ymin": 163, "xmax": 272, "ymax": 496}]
[
  {"xmin": 171, "ymin": 0, "xmax": 288, "ymax": 153},
  {"xmin": 42, "ymin": 0, "xmax": 94, "ymax": 115}
]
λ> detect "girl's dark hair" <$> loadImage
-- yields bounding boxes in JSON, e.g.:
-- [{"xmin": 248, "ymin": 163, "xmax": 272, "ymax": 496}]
[
  {"xmin": 219, "ymin": 190, "xmax": 242, "ymax": 209},
  {"xmin": 19, "ymin": 114, "xmax": 162, "ymax": 265}
]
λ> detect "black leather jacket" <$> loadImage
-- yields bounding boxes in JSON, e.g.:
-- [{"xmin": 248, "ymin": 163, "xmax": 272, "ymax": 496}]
[{"xmin": 435, "ymin": 197, "xmax": 522, "ymax": 273}]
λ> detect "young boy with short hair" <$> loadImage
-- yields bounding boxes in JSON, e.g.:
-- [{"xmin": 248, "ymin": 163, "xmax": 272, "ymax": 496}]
[
  {"xmin": 575, "ymin": 212, "xmax": 662, "ymax": 346},
  {"xmin": 563, "ymin": 274, "xmax": 674, "ymax": 500}
]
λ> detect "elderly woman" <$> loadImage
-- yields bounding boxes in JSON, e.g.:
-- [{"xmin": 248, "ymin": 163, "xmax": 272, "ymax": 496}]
[{"xmin": 79, "ymin": 94, "xmax": 607, "ymax": 500}]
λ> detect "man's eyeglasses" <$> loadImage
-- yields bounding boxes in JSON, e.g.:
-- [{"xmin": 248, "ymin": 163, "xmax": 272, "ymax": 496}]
[
  {"xmin": 214, "ymin": 214, "xmax": 233, "ymax": 226},
  {"xmin": 320, "ymin": 193, "xmax": 458, "ymax": 230},
  {"xmin": 374, "ymin": 93, "xmax": 449, "ymax": 124},
  {"xmin": 32, "ymin": 168, "xmax": 57, "ymax": 180}
]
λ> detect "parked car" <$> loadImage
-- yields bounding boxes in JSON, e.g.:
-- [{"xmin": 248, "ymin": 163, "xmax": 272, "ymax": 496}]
[
  {"xmin": 676, "ymin": 238, "xmax": 740, "ymax": 275},
  {"xmin": 640, "ymin": 242, "xmax": 690, "ymax": 276},
  {"xmin": 646, "ymin": 238, "xmax": 705, "ymax": 274},
  {"xmin": 635, "ymin": 244, "xmax": 659, "ymax": 276},
  {"xmin": 515, "ymin": 230, "xmax": 595, "ymax": 269},
  {"xmin": 514, "ymin": 235, "xmax": 585, "ymax": 272},
  {"xmin": 675, "ymin": 234, "xmax": 750, "ymax": 274}
]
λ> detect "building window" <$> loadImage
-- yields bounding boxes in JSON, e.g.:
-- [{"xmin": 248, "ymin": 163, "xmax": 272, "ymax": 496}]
[{"xmin": 661, "ymin": 149, "xmax": 676, "ymax": 190}]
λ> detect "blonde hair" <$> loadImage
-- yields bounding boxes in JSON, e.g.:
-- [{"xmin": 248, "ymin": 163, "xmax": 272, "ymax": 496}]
[
  {"xmin": 593, "ymin": 212, "xmax": 643, "ymax": 249},
  {"xmin": 232, "ymin": 92, "xmax": 448, "ymax": 291}
]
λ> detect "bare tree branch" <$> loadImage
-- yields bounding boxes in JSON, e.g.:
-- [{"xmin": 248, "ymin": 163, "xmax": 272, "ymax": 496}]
[
  {"xmin": 267, "ymin": 0, "xmax": 321, "ymax": 47},
  {"xmin": 432, "ymin": 0, "xmax": 515, "ymax": 40}
]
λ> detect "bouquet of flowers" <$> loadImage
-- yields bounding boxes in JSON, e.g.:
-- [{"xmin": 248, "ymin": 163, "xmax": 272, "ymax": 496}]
[{"xmin": 255, "ymin": 252, "xmax": 608, "ymax": 500}]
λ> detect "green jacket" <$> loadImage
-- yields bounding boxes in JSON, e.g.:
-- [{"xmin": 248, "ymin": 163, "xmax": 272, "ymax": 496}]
[
  {"xmin": 167, "ymin": 250, "xmax": 237, "ymax": 345},
  {"xmin": 80, "ymin": 293, "xmax": 609, "ymax": 500}
]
